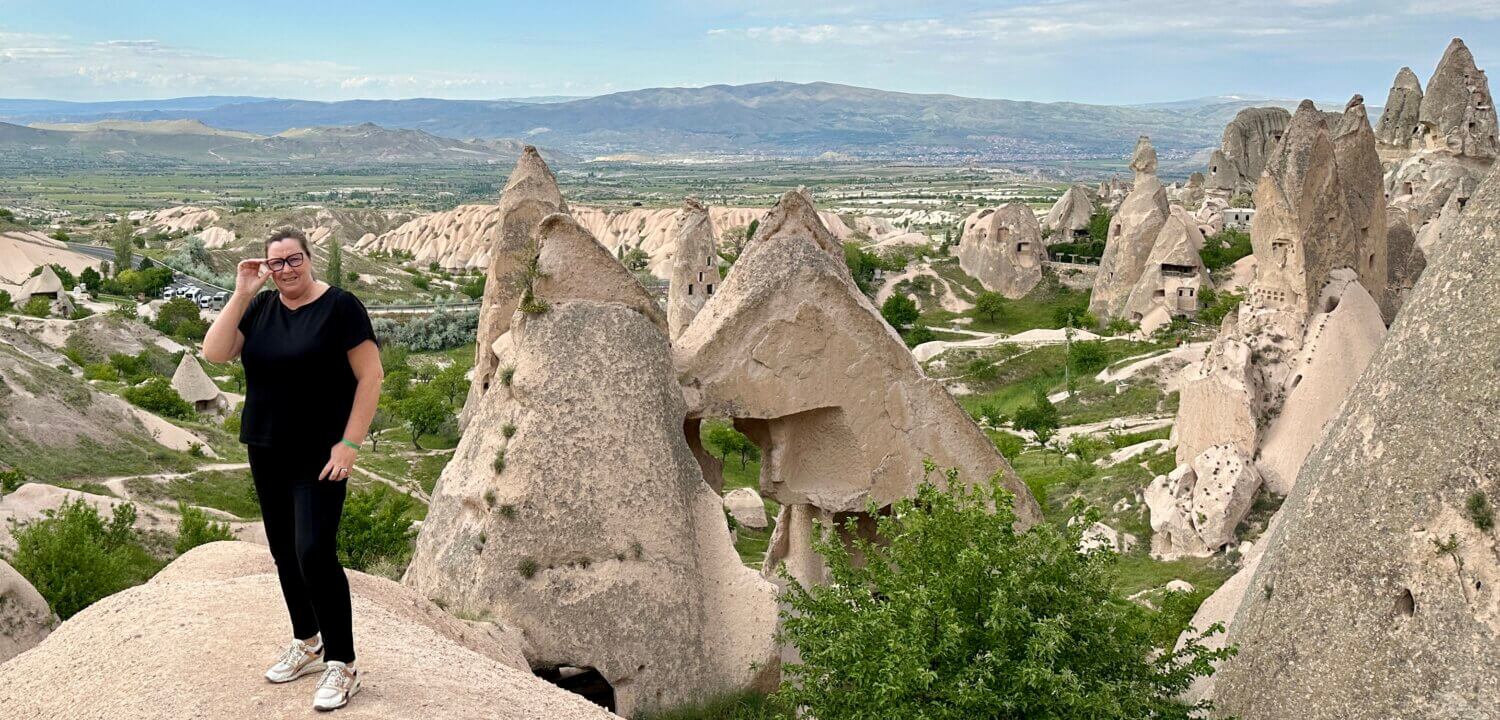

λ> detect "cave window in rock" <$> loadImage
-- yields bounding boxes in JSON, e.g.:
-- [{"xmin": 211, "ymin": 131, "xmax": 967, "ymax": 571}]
[
  {"xmin": 1154, "ymin": 288, "xmax": 1166, "ymax": 298},
  {"xmin": 1161, "ymin": 263, "xmax": 1196, "ymax": 277},
  {"xmin": 1325, "ymin": 294, "xmax": 1340, "ymax": 313},
  {"xmin": 1395, "ymin": 588, "xmax": 1415, "ymax": 616},
  {"xmin": 1403, "ymin": 181, "xmax": 1415, "ymax": 195},
  {"xmin": 535, "ymin": 665, "xmax": 616, "ymax": 711},
  {"xmin": 686, "ymin": 284, "xmax": 693, "ymax": 296},
  {"xmin": 706, "ymin": 255, "xmax": 714, "ymax": 266},
  {"xmin": 1015, "ymin": 241, "xmax": 1030, "ymax": 254},
  {"xmin": 1271, "ymin": 238, "xmax": 1292, "ymax": 268},
  {"xmin": 698, "ymin": 272, "xmax": 704, "ymax": 282},
  {"xmin": 706, "ymin": 283, "xmax": 714, "ymax": 295}
]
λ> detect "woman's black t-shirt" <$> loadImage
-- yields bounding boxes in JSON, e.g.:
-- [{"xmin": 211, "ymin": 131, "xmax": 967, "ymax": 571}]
[{"xmin": 237, "ymin": 285, "xmax": 377, "ymax": 449}]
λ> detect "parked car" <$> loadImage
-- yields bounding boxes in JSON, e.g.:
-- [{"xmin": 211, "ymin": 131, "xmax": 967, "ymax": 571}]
[{"xmin": 197, "ymin": 295, "xmax": 214, "ymax": 309}]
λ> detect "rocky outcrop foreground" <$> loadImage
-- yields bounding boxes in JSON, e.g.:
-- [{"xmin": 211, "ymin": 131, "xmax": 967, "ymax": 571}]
[
  {"xmin": 0, "ymin": 559, "xmax": 54, "ymax": 663},
  {"xmin": 1213, "ymin": 164, "xmax": 1500, "ymax": 719},
  {"xmin": 0, "ymin": 541, "xmax": 614, "ymax": 719}
]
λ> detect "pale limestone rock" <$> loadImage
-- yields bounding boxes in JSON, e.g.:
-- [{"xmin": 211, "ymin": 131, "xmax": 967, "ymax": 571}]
[
  {"xmin": 674, "ymin": 189, "xmax": 1040, "ymax": 588},
  {"xmin": 1146, "ymin": 444, "xmax": 1263, "ymax": 560},
  {"xmin": 1212, "ymin": 160, "xmax": 1500, "ymax": 720},
  {"xmin": 723, "ymin": 487, "xmax": 769, "ymax": 530},
  {"xmin": 1091, "ymin": 137, "xmax": 1170, "ymax": 320},
  {"xmin": 1175, "ymin": 324, "xmax": 1259, "ymax": 467},
  {"xmin": 1123, "ymin": 207, "xmax": 1212, "ymax": 332},
  {"xmin": 0, "ymin": 558, "xmax": 54, "ymax": 663},
  {"xmin": 1165, "ymin": 579, "xmax": 1195, "ymax": 594},
  {"xmin": 1043, "ymin": 185, "xmax": 1093, "ymax": 242},
  {"xmin": 0, "ymin": 542, "xmax": 610, "ymax": 719},
  {"xmin": 407, "ymin": 214, "xmax": 775, "ymax": 716},
  {"xmin": 1375, "ymin": 66, "xmax": 1424, "ymax": 149},
  {"xmin": 1207, "ymin": 107, "xmax": 1292, "ymax": 194},
  {"xmin": 956, "ymin": 202, "xmax": 1045, "ymax": 298},
  {"xmin": 1416, "ymin": 38, "xmax": 1498, "ymax": 160},
  {"xmin": 1247, "ymin": 101, "xmax": 1362, "ymax": 319},
  {"xmin": 1255, "ymin": 274, "xmax": 1386, "ymax": 493},
  {"xmin": 461, "ymin": 147, "xmax": 568, "ymax": 433},
  {"xmin": 1330, "ymin": 95, "xmax": 1389, "ymax": 313},
  {"xmin": 667, "ymin": 197, "xmax": 721, "ymax": 339}
]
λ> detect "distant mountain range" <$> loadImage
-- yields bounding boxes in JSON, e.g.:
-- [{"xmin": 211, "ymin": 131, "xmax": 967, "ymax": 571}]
[
  {"xmin": 0, "ymin": 119, "xmax": 541, "ymax": 165},
  {"xmin": 0, "ymin": 83, "xmax": 1368, "ymax": 164}
]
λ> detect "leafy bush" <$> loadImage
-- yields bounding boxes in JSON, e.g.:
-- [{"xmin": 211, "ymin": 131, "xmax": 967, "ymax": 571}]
[
  {"xmin": 0, "ymin": 468, "xmax": 25, "ymax": 493},
  {"xmin": 705, "ymin": 423, "xmax": 760, "ymax": 469},
  {"xmin": 22, "ymin": 296, "xmax": 52, "ymax": 317},
  {"xmin": 1201, "ymin": 229, "xmax": 1253, "ymax": 271},
  {"xmin": 10, "ymin": 498, "xmax": 159, "ymax": 619},
  {"xmin": 338, "ymin": 489, "xmax": 418, "ymax": 571},
  {"xmin": 1051, "ymin": 296, "xmax": 1096, "ymax": 329},
  {"xmin": 773, "ymin": 466, "xmax": 1229, "ymax": 720},
  {"xmin": 1198, "ymin": 290, "xmax": 1244, "ymax": 328},
  {"xmin": 902, "ymin": 323, "xmax": 936, "ymax": 348},
  {"xmin": 123, "ymin": 377, "xmax": 195, "ymax": 420},
  {"xmin": 974, "ymin": 291, "xmax": 1007, "ymax": 322},
  {"xmin": 371, "ymin": 310, "xmax": 478, "ymax": 351},
  {"xmin": 395, "ymin": 385, "xmax": 451, "ymax": 449},
  {"xmin": 154, "ymin": 298, "xmax": 206, "ymax": 340},
  {"xmin": 1067, "ymin": 340, "xmax": 1111, "ymax": 375},
  {"xmin": 880, "ymin": 294, "xmax": 919, "ymax": 331},
  {"xmin": 83, "ymin": 363, "xmax": 118, "ymax": 381},
  {"xmin": 0, "ymin": 290, "xmax": 12, "ymax": 312},
  {"xmin": 174, "ymin": 501, "xmax": 235, "ymax": 555},
  {"xmin": 1012, "ymin": 388, "xmax": 1061, "ymax": 446}
]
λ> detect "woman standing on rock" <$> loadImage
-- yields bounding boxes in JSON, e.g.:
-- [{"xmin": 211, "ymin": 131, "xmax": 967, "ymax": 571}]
[{"xmin": 203, "ymin": 227, "xmax": 383, "ymax": 712}]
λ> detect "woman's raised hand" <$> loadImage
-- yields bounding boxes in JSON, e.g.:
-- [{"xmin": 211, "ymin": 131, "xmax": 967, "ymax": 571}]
[{"xmin": 235, "ymin": 258, "xmax": 270, "ymax": 296}]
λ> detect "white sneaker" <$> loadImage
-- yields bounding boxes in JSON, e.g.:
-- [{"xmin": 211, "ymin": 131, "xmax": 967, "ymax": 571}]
[
  {"xmin": 312, "ymin": 661, "xmax": 361, "ymax": 712},
  {"xmin": 264, "ymin": 638, "xmax": 325, "ymax": 683}
]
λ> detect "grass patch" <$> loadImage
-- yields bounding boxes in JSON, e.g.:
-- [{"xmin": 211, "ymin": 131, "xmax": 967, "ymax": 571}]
[
  {"xmin": 638, "ymin": 691, "xmax": 791, "ymax": 720},
  {"xmin": 124, "ymin": 468, "xmax": 260, "ymax": 519}
]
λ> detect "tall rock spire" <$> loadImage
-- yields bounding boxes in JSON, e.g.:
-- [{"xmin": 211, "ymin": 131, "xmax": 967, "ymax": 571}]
[
  {"xmin": 1417, "ymin": 38, "xmax": 1498, "ymax": 160},
  {"xmin": 1375, "ymin": 66, "xmax": 1424, "ymax": 148},
  {"xmin": 460, "ymin": 146, "xmax": 568, "ymax": 432}
]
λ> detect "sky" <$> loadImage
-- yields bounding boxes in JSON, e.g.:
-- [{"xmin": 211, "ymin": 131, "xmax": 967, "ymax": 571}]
[{"xmin": 0, "ymin": 0, "xmax": 1497, "ymax": 105}]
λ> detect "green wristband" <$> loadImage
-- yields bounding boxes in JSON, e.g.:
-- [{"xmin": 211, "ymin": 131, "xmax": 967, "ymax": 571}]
[{"xmin": 340, "ymin": 438, "xmax": 362, "ymax": 450}]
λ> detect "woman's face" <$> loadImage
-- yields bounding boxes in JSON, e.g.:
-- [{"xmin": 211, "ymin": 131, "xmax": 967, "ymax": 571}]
[{"xmin": 266, "ymin": 239, "xmax": 314, "ymax": 296}]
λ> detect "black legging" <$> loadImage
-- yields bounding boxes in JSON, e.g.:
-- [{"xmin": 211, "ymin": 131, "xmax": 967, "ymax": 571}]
[{"xmin": 248, "ymin": 443, "xmax": 356, "ymax": 664}]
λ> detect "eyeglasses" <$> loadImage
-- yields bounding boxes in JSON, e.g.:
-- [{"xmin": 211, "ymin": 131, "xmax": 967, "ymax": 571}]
[{"xmin": 265, "ymin": 253, "xmax": 306, "ymax": 272}]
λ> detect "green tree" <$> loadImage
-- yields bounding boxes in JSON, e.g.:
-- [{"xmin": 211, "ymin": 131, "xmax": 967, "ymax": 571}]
[
  {"xmin": 327, "ymin": 240, "xmax": 344, "ymax": 289},
  {"xmin": 431, "ymin": 363, "xmax": 470, "ymax": 406},
  {"xmin": 903, "ymin": 323, "xmax": 936, "ymax": 348},
  {"xmin": 774, "ymin": 466, "xmax": 1229, "ymax": 720},
  {"xmin": 1051, "ymin": 296, "xmax": 1096, "ymax": 329},
  {"xmin": 880, "ymin": 294, "xmax": 919, "ymax": 331},
  {"xmin": 78, "ymin": 266, "xmax": 102, "ymax": 294},
  {"xmin": 123, "ymin": 377, "xmax": 195, "ymax": 420},
  {"xmin": 0, "ymin": 468, "xmax": 25, "ymax": 494},
  {"xmin": 974, "ymin": 291, "xmax": 1007, "ymax": 323},
  {"xmin": 10, "ymin": 498, "xmax": 156, "ymax": 619},
  {"xmin": 1086, "ymin": 209, "xmax": 1112, "ymax": 243},
  {"xmin": 460, "ymin": 275, "xmax": 486, "ymax": 300},
  {"xmin": 367, "ymin": 404, "xmax": 398, "ymax": 452},
  {"xmin": 622, "ymin": 248, "xmax": 651, "ymax": 272},
  {"xmin": 1068, "ymin": 340, "xmax": 1111, "ymax": 376},
  {"xmin": 0, "ymin": 290, "xmax": 12, "ymax": 312},
  {"xmin": 1012, "ymin": 388, "xmax": 1061, "ymax": 447},
  {"xmin": 174, "ymin": 501, "xmax": 235, "ymax": 555},
  {"xmin": 705, "ymin": 423, "xmax": 760, "ymax": 469},
  {"xmin": 396, "ymin": 386, "xmax": 450, "ymax": 449},
  {"xmin": 111, "ymin": 219, "xmax": 134, "ymax": 276},
  {"xmin": 154, "ymin": 298, "xmax": 205, "ymax": 339},
  {"xmin": 338, "ymin": 489, "xmax": 418, "ymax": 571}
]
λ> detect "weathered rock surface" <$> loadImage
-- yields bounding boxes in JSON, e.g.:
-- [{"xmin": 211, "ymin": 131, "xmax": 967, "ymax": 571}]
[
  {"xmin": 723, "ymin": 487, "xmax": 769, "ymax": 530},
  {"xmin": 1375, "ymin": 66, "xmax": 1424, "ymax": 149},
  {"xmin": 1091, "ymin": 137, "xmax": 1170, "ymax": 320},
  {"xmin": 667, "ymin": 198, "xmax": 722, "ymax": 339},
  {"xmin": 0, "ymin": 542, "xmax": 611, "ymax": 719},
  {"xmin": 675, "ymin": 189, "xmax": 1040, "ymax": 585},
  {"xmin": 1175, "ymin": 317, "xmax": 1259, "ymax": 466},
  {"xmin": 407, "ymin": 215, "xmax": 775, "ymax": 716},
  {"xmin": 1212, "ymin": 163, "xmax": 1500, "ymax": 720},
  {"xmin": 1248, "ymin": 101, "xmax": 1362, "ymax": 319},
  {"xmin": 0, "ymin": 558, "xmax": 54, "ymax": 663},
  {"xmin": 461, "ymin": 146, "xmax": 569, "ymax": 433},
  {"xmin": 1255, "ymin": 274, "xmax": 1386, "ymax": 493},
  {"xmin": 1381, "ymin": 212, "xmax": 1426, "ymax": 319},
  {"xmin": 1146, "ymin": 444, "xmax": 1263, "ymax": 559},
  {"xmin": 1416, "ymin": 38, "xmax": 1498, "ymax": 160},
  {"xmin": 1206, "ymin": 107, "xmax": 1291, "ymax": 194},
  {"xmin": 1043, "ymin": 185, "xmax": 1093, "ymax": 242},
  {"xmin": 1123, "ymin": 207, "xmax": 1212, "ymax": 332},
  {"xmin": 1330, "ymin": 95, "xmax": 1389, "ymax": 311},
  {"xmin": 956, "ymin": 202, "xmax": 1045, "ymax": 299}
]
